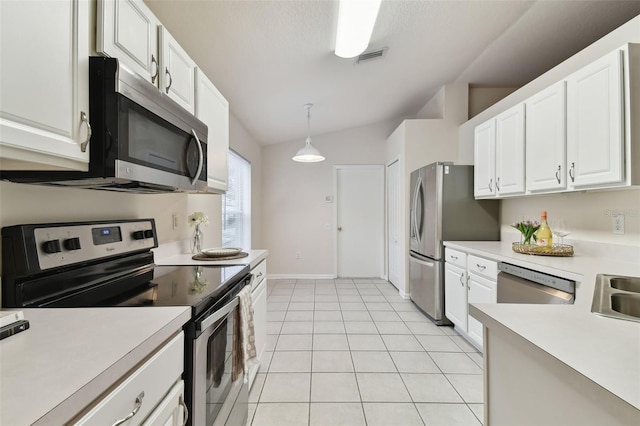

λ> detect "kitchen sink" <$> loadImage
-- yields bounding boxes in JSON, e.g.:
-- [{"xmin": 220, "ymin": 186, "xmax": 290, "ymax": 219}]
[
  {"xmin": 591, "ymin": 274, "xmax": 640, "ymax": 323},
  {"xmin": 609, "ymin": 277, "xmax": 640, "ymax": 293}
]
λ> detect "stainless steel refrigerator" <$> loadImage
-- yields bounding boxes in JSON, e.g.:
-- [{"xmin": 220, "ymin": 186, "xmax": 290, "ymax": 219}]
[{"xmin": 409, "ymin": 162, "xmax": 499, "ymax": 324}]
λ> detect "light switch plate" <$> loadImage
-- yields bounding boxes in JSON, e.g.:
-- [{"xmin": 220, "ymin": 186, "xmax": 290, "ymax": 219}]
[{"xmin": 612, "ymin": 214, "xmax": 624, "ymax": 234}]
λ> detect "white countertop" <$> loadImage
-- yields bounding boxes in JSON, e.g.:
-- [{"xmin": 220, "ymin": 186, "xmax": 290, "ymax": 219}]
[
  {"xmin": 0, "ymin": 307, "xmax": 191, "ymax": 426},
  {"xmin": 444, "ymin": 240, "xmax": 640, "ymax": 411},
  {"xmin": 154, "ymin": 242, "xmax": 268, "ymax": 270}
]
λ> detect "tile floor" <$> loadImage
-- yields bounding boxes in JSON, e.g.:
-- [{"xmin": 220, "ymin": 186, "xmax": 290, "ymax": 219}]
[{"xmin": 248, "ymin": 278, "xmax": 484, "ymax": 426}]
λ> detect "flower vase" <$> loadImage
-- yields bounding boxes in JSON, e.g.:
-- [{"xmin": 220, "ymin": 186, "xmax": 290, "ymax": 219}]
[{"xmin": 191, "ymin": 223, "xmax": 203, "ymax": 254}]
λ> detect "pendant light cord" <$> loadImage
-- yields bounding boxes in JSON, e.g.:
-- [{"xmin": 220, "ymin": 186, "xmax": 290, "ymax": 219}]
[{"xmin": 305, "ymin": 104, "xmax": 312, "ymax": 144}]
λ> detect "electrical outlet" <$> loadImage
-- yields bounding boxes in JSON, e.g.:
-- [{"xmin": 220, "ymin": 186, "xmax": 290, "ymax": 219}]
[
  {"xmin": 295, "ymin": 251, "xmax": 301, "ymax": 259},
  {"xmin": 172, "ymin": 213, "xmax": 178, "ymax": 230},
  {"xmin": 612, "ymin": 214, "xmax": 625, "ymax": 234}
]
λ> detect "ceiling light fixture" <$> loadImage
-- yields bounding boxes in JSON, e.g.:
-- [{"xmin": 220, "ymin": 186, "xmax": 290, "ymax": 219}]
[
  {"xmin": 335, "ymin": 0, "xmax": 382, "ymax": 59},
  {"xmin": 292, "ymin": 103, "xmax": 325, "ymax": 163}
]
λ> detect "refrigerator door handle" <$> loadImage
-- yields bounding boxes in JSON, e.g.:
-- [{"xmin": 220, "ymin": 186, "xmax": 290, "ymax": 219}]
[
  {"xmin": 413, "ymin": 176, "xmax": 424, "ymax": 244},
  {"xmin": 410, "ymin": 254, "xmax": 434, "ymax": 268},
  {"xmin": 411, "ymin": 179, "xmax": 420, "ymax": 241}
]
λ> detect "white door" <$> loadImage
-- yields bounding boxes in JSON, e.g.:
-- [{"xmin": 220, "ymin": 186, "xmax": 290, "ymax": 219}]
[
  {"xmin": 387, "ymin": 160, "xmax": 401, "ymax": 288},
  {"xmin": 96, "ymin": 0, "xmax": 160, "ymax": 86},
  {"xmin": 473, "ymin": 119, "xmax": 496, "ymax": 198},
  {"xmin": 159, "ymin": 26, "xmax": 197, "ymax": 114},
  {"xmin": 195, "ymin": 69, "xmax": 229, "ymax": 193},
  {"xmin": 467, "ymin": 273, "xmax": 495, "ymax": 349},
  {"xmin": 526, "ymin": 81, "xmax": 567, "ymax": 192},
  {"xmin": 495, "ymin": 103, "xmax": 526, "ymax": 195},
  {"xmin": 0, "ymin": 0, "xmax": 91, "ymax": 171},
  {"xmin": 567, "ymin": 48, "xmax": 624, "ymax": 188},
  {"xmin": 336, "ymin": 166, "xmax": 384, "ymax": 278}
]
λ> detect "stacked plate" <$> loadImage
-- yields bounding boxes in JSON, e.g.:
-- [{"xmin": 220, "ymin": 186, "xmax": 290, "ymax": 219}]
[{"xmin": 200, "ymin": 247, "xmax": 243, "ymax": 258}]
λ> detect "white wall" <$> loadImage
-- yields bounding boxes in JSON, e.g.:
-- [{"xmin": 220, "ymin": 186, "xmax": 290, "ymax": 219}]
[
  {"xmin": 263, "ymin": 120, "xmax": 397, "ymax": 276},
  {"xmin": 386, "ymin": 83, "xmax": 469, "ymax": 295},
  {"xmin": 468, "ymin": 87, "xmax": 518, "ymax": 118}
]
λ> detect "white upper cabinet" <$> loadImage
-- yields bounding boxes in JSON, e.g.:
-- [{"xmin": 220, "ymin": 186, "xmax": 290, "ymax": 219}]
[
  {"xmin": 474, "ymin": 103, "xmax": 525, "ymax": 198},
  {"xmin": 195, "ymin": 69, "xmax": 229, "ymax": 192},
  {"xmin": 526, "ymin": 81, "xmax": 567, "ymax": 192},
  {"xmin": 0, "ymin": 0, "xmax": 91, "ymax": 171},
  {"xmin": 473, "ymin": 119, "xmax": 496, "ymax": 198},
  {"xmin": 494, "ymin": 103, "xmax": 526, "ymax": 195},
  {"xmin": 97, "ymin": 0, "xmax": 160, "ymax": 86},
  {"xmin": 160, "ymin": 26, "xmax": 197, "ymax": 114},
  {"xmin": 97, "ymin": 0, "xmax": 197, "ymax": 114},
  {"xmin": 567, "ymin": 49, "xmax": 624, "ymax": 188}
]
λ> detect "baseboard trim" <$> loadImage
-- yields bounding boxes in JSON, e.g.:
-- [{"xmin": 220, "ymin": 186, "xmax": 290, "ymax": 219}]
[
  {"xmin": 268, "ymin": 274, "xmax": 337, "ymax": 280},
  {"xmin": 399, "ymin": 289, "xmax": 411, "ymax": 300}
]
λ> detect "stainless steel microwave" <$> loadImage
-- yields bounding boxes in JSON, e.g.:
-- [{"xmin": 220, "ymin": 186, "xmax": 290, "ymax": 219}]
[{"xmin": 1, "ymin": 57, "xmax": 208, "ymax": 193}]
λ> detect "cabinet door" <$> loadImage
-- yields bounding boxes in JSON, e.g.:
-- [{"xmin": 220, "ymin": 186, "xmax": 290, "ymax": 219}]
[
  {"xmin": 526, "ymin": 82, "xmax": 567, "ymax": 192},
  {"xmin": 195, "ymin": 69, "xmax": 229, "ymax": 193},
  {"xmin": 250, "ymin": 276, "xmax": 267, "ymax": 389},
  {"xmin": 444, "ymin": 264, "xmax": 467, "ymax": 331},
  {"xmin": 567, "ymin": 49, "xmax": 624, "ymax": 188},
  {"xmin": 473, "ymin": 119, "xmax": 496, "ymax": 198},
  {"xmin": 495, "ymin": 103, "xmax": 526, "ymax": 195},
  {"xmin": 467, "ymin": 273, "xmax": 496, "ymax": 349},
  {"xmin": 0, "ymin": 0, "xmax": 90, "ymax": 171},
  {"xmin": 96, "ymin": 0, "xmax": 160, "ymax": 86},
  {"xmin": 141, "ymin": 380, "xmax": 187, "ymax": 426},
  {"xmin": 160, "ymin": 26, "xmax": 197, "ymax": 114}
]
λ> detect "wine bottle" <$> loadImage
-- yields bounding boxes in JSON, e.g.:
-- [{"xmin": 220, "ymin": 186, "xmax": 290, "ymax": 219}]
[{"xmin": 536, "ymin": 211, "xmax": 553, "ymax": 247}]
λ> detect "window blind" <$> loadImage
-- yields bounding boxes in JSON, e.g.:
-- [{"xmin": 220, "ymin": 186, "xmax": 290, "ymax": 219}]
[{"xmin": 222, "ymin": 150, "xmax": 251, "ymax": 249}]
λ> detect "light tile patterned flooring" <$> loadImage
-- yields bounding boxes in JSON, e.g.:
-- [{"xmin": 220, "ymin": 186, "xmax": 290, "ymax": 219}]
[{"xmin": 248, "ymin": 278, "xmax": 484, "ymax": 426}]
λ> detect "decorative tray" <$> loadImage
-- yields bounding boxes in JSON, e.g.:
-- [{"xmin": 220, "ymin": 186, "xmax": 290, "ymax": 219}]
[
  {"xmin": 512, "ymin": 243, "xmax": 574, "ymax": 257},
  {"xmin": 201, "ymin": 247, "xmax": 243, "ymax": 257}
]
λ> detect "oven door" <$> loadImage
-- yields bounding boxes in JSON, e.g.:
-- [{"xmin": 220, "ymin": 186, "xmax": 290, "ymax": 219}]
[{"xmin": 191, "ymin": 296, "xmax": 248, "ymax": 426}]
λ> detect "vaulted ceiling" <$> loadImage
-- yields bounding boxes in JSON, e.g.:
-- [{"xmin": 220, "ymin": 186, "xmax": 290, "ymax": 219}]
[{"xmin": 146, "ymin": 0, "xmax": 640, "ymax": 145}]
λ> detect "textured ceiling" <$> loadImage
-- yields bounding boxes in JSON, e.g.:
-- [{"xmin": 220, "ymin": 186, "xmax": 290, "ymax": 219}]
[{"xmin": 145, "ymin": 0, "xmax": 640, "ymax": 145}]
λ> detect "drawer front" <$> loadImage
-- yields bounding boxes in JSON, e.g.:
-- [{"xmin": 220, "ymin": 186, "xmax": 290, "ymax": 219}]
[
  {"xmin": 467, "ymin": 254, "xmax": 498, "ymax": 280},
  {"xmin": 75, "ymin": 332, "xmax": 184, "ymax": 426},
  {"xmin": 251, "ymin": 259, "xmax": 267, "ymax": 291},
  {"xmin": 445, "ymin": 248, "xmax": 467, "ymax": 268}
]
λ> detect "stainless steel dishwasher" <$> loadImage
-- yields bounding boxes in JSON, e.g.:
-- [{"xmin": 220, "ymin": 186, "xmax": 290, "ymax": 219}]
[{"xmin": 497, "ymin": 263, "xmax": 575, "ymax": 304}]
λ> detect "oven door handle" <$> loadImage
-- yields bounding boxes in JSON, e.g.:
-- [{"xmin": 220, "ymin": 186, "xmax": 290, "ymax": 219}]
[{"xmin": 197, "ymin": 297, "xmax": 239, "ymax": 331}]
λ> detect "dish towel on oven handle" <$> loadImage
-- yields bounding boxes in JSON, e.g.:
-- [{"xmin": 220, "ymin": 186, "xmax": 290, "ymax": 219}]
[{"xmin": 232, "ymin": 284, "xmax": 258, "ymax": 383}]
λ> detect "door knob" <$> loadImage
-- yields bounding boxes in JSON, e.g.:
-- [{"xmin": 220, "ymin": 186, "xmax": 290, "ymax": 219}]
[{"xmin": 338, "ymin": 226, "xmax": 343, "ymax": 231}]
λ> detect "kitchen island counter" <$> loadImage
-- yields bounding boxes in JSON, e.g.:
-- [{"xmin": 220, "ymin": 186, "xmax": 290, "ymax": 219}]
[
  {"xmin": 0, "ymin": 307, "xmax": 190, "ymax": 425},
  {"xmin": 445, "ymin": 240, "xmax": 640, "ymax": 421}
]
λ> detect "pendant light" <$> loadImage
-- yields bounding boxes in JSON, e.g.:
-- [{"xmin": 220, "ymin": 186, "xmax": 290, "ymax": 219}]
[{"xmin": 292, "ymin": 103, "xmax": 325, "ymax": 163}]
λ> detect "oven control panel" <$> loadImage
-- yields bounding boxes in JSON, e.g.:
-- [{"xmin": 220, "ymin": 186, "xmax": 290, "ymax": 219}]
[{"xmin": 25, "ymin": 219, "xmax": 157, "ymax": 271}]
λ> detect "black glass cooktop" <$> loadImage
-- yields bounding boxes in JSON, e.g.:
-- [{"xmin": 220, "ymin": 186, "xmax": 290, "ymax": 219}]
[{"xmin": 110, "ymin": 264, "xmax": 249, "ymax": 316}]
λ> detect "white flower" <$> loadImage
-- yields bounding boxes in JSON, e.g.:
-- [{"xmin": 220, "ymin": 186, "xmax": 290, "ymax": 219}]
[{"xmin": 188, "ymin": 211, "xmax": 209, "ymax": 227}]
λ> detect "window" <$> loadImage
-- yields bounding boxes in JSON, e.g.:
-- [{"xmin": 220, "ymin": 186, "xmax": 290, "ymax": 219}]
[{"xmin": 222, "ymin": 150, "xmax": 251, "ymax": 249}]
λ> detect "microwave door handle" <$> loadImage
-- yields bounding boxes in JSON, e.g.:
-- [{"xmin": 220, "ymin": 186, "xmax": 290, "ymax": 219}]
[{"xmin": 190, "ymin": 129, "xmax": 204, "ymax": 186}]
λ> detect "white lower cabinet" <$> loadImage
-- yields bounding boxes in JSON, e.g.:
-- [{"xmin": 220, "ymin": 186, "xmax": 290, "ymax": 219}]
[
  {"xmin": 74, "ymin": 332, "xmax": 185, "ymax": 425},
  {"xmin": 249, "ymin": 260, "xmax": 267, "ymax": 388},
  {"xmin": 444, "ymin": 263, "xmax": 467, "ymax": 331},
  {"xmin": 444, "ymin": 248, "xmax": 498, "ymax": 351},
  {"xmin": 467, "ymin": 273, "xmax": 496, "ymax": 348}
]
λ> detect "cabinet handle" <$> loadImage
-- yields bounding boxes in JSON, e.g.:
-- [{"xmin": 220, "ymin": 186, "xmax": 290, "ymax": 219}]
[
  {"xmin": 165, "ymin": 67, "xmax": 173, "ymax": 93},
  {"xmin": 79, "ymin": 111, "xmax": 92, "ymax": 152},
  {"xmin": 459, "ymin": 274, "xmax": 464, "ymax": 287},
  {"xmin": 179, "ymin": 394, "xmax": 189, "ymax": 426},
  {"xmin": 569, "ymin": 162, "xmax": 575, "ymax": 182},
  {"xmin": 151, "ymin": 54, "xmax": 159, "ymax": 84},
  {"xmin": 555, "ymin": 165, "xmax": 561, "ymax": 184},
  {"xmin": 257, "ymin": 272, "xmax": 263, "ymax": 279},
  {"xmin": 488, "ymin": 178, "xmax": 493, "ymax": 192},
  {"xmin": 111, "ymin": 391, "xmax": 144, "ymax": 426},
  {"xmin": 450, "ymin": 255, "xmax": 458, "ymax": 261},
  {"xmin": 476, "ymin": 264, "xmax": 486, "ymax": 271},
  {"xmin": 495, "ymin": 177, "xmax": 500, "ymax": 191}
]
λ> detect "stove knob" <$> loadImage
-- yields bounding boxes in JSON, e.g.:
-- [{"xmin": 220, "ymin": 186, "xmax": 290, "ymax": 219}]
[
  {"xmin": 132, "ymin": 230, "xmax": 146, "ymax": 240},
  {"xmin": 42, "ymin": 239, "xmax": 62, "ymax": 254},
  {"xmin": 144, "ymin": 229, "xmax": 154, "ymax": 239},
  {"xmin": 63, "ymin": 237, "xmax": 81, "ymax": 251}
]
